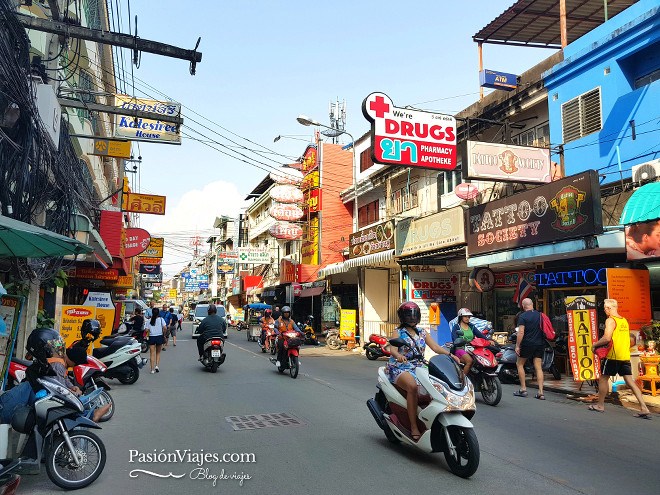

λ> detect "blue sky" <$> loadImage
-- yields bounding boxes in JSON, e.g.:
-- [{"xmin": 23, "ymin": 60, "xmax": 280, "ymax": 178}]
[{"xmin": 122, "ymin": 1, "xmax": 558, "ymax": 274}]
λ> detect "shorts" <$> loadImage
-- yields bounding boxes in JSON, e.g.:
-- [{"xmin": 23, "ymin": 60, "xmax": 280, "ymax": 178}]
[
  {"xmin": 168, "ymin": 326, "xmax": 177, "ymax": 337},
  {"xmin": 519, "ymin": 344, "xmax": 545, "ymax": 360},
  {"xmin": 148, "ymin": 335, "xmax": 164, "ymax": 346},
  {"xmin": 455, "ymin": 348, "xmax": 468, "ymax": 359},
  {"xmin": 601, "ymin": 359, "xmax": 632, "ymax": 377}
]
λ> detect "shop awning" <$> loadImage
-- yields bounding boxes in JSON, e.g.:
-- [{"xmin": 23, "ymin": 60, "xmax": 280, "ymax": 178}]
[
  {"xmin": 299, "ymin": 282, "xmax": 326, "ymax": 298},
  {"xmin": 317, "ymin": 262, "xmax": 347, "ymax": 278},
  {"xmin": 396, "ymin": 246, "xmax": 465, "ymax": 265},
  {"xmin": 69, "ymin": 213, "xmax": 113, "ymax": 266},
  {"xmin": 343, "ymin": 249, "xmax": 395, "ymax": 270},
  {"xmin": 619, "ymin": 182, "xmax": 660, "ymax": 225}
]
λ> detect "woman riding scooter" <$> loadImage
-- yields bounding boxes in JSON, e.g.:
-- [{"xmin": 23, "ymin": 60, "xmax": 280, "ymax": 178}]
[
  {"xmin": 450, "ymin": 308, "xmax": 496, "ymax": 376},
  {"xmin": 386, "ymin": 302, "xmax": 460, "ymax": 441},
  {"xmin": 259, "ymin": 309, "xmax": 276, "ymax": 350}
]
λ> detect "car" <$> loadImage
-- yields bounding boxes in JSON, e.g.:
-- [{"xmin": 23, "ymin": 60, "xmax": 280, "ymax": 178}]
[{"xmin": 192, "ymin": 304, "xmax": 227, "ymax": 339}]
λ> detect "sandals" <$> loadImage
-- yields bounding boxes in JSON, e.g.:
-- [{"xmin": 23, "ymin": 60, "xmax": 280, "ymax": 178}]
[
  {"xmin": 513, "ymin": 390, "xmax": 528, "ymax": 397},
  {"xmin": 535, "ymin": 393, "xmax": 545, "ymax": 400},
  {"xmin": 633, "ymin": 413, "xmax": 652, "ymax": 420},
  {"xmin": 587, "ymin": 405, "xmax": 604, "ymax": 413}
]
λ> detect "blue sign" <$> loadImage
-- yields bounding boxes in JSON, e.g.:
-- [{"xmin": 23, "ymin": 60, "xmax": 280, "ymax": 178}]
[
  {"xmin": 535, "ymin": 267, "xmax": 607, "ymax": 288},
  {"xmin": 479, "ymin": 69, "xmax": 518, "ymax": 91},
  {"xmin": 199, "ymin": 282, "xmax": 209, "ymax": 290}
]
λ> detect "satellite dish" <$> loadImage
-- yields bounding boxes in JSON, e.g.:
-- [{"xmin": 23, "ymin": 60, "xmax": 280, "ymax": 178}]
[{"xmin": 321, "ymin": 128, "xmax": 343, "ymax": 138}]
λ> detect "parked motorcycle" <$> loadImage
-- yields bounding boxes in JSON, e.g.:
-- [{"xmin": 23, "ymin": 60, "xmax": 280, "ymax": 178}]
[
  {"xmin": 0, "ymin": 373, "xmax": 106, "ymax": 490},
  {"xmin": 364, "ymin": 334, "xmax": 391, "ymax": 360},
  {"xmin": 325, "ymin": 328, "xmax": 342, "ymax": 350},
  {"xmin": 115, "ymin": 319, "xmax": 148, "ymax": 353},
  {"xmin": 259, "ymin": 324, "xmax": 277, "ymax": 354},
  {"xmin": 270, "ymin": 330, "xmax": 303, "ymax": 378},
  {"xmin": 200, "ymin": 337, "xmax": 226, "ymax": 373},
  {"xmin": 74, "ymin": 335, "xmax": 143, "ymax": 385},
  {"xmin": 366, "ymin": 336, "xmax": 479, "ymax": 478},
  {"xmin": 450, "ymin": 334, "xmax": 502, "ymax": 406},
  {"xmin": 496, "ymin": 331, "xmax": 561, "ymax": 382},
  {"xmin": 300, "ymin": 317, "xmax": 319, "ymax": 345}
]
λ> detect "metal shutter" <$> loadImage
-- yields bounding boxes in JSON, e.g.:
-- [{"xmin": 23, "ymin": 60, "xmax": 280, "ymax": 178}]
[{"xmin": 561, "ymin": 88, "xmax": 602, "ymax": 144}]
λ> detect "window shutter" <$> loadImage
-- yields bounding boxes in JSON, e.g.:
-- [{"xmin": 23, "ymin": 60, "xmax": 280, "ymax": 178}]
[
  {"xmin": 561, "ymin": 88, "xmax": 601, "ymax": 143},
  {"xmin": 581, "ymin": 89, "xmax": 601, "ymax": 136},
  {"xmin": 561, "ymin": 98, "xmax": 581, "ymax": 143}
]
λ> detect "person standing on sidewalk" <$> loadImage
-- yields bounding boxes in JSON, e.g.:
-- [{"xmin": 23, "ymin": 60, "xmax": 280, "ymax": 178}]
[
  {"xmin": 589, "ymin": 299, "xmax": 651, "ymax": 418},
  {"xmin": 513, "ymin": 298, "xmax": 546, "ymax": 400}
]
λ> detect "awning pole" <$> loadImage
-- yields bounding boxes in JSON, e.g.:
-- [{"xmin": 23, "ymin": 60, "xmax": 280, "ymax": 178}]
[
  {"xmin": 478, "ymin": 42, "xmax": 484, "ymax": 100},
  {"xmin": 560, "ymin": 0, "xmax": 567, "ymax": 48}
]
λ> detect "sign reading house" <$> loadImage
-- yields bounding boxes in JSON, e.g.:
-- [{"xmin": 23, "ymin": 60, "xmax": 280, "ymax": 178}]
[
  {"xmin": 114, "ymin": 95, "xmax": 181, "ymax": 145},
  {"xmin": 362, "ymin": 92, "xmax": 456, "ymax": 171},
  {"xmin": 467, "ymin": 170, "xmax": 603, "ymax": 257}
]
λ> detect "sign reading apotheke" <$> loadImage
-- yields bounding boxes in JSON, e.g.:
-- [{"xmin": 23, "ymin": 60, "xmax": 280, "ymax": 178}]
[
  {"xmin": 349, "ymin": 220, "xmax": 395, "ymax": 259},
  {"xmin": 114, "ymin": 95, "xmax": 181, "ymax": 145},
  {"xmin": 396, "ymin": 207, "xmax": 465, "ymax": 257},
  {"xmin": 467, "ymin": 170, "xmax": 603, "ymax": 257}
]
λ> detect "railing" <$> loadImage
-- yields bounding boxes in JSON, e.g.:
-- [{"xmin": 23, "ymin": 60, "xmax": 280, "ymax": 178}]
[{"xmin": 363, "ymin": 320, "xmax": 398, "ymax": 339}]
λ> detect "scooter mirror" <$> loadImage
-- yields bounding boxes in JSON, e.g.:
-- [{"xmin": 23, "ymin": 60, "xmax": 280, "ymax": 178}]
[
  {"xmin": 453, "ymin": 338, "xmax": 467, "ymax": 347},
  {"xmin": 455, "ymin": 329, "xmax": 464, "ymax": 337},
  {"xmin": 388, "ymin": 337, "xmax": 407, "ymax": 348}
]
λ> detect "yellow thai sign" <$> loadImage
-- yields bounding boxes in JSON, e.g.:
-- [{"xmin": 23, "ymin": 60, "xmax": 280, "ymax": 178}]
[
  {"xmin": 140, "ymin": 237, "xmax": 164, "ymax": 258},
  {"xmin": 114, "ymin": 275, "xmax": 134, "ymax": 288},
  {"xmin": 340, "ymin": 309, "xmax": 356, "ymax": 341},
  {"xmin": 301, "ymin": 216, "xmax": 319, "ymax": 265},
  {"xmin": 91, "ymin": 138, "xmax": 131, "ymax": 159},
  {"xmin": 122, "ymin": 192, "xmax": 166, "ymax": 215},
  {"xmin": 565, "ymin": 295, "xmax": 601, "ymax": 381},
  {"xmin": 168, "ymin": 289, "xmax": 178, "ymax": 299},
  {"xmin": 114, "ymin": 94, "xmax": 182, "ymax": 145}
]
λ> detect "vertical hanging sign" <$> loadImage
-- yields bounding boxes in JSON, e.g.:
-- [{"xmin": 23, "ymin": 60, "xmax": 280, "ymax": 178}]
[{"xmin": 565, "ymin": 295, "xmax": 601, "ymax": 381}]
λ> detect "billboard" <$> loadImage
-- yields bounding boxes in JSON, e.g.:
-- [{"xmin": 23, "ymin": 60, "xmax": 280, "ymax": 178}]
[
  {"xmin": 465, "ymin": 141, "xmax": 552, "ymax": 183},
  {"xmin": 625, "ymin": 219, "xmax": 660, "ymax": 261},
  {"xmin": 349, "ymin": 220, "xmax": 395, "ymax": 259}
]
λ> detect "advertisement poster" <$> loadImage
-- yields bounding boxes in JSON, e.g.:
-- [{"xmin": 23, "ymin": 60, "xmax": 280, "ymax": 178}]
[
  {"xmin": 0, "ymin": 295, "xmax": 25, "ymax": 390},
  {"xmin": 565, "ymin": 295, "xmax": 601, "ymax": 381},
  {"xmin": 59, "ymin": 305, "xmax": 96, "ymax": 348},
  {"xmin": 83, "ymin": 291, "xmax": 116, "ymax": 340},
  {"xmin": 408, "ymin": 273, "xmax": 458, "ymax": 343},
  {"xmin": 624, "ymin": 220, "xmax": 660, "ymax": 261},
  {"xmin": 606, "ymin": 268, "xmax": 651, "ymax": 330},
  {"xmin": 339, "ymin": 309, "xmax": 356, "ymax": 341}
]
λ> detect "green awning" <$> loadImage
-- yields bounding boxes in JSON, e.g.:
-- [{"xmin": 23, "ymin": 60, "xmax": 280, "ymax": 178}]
[
  {"xmin": 0, "ymin": 215, "xmax": 93, "ymax": 258},
  {"xmin": 619, "ymin": 182, "xmax": 660, "ymax": 225}
]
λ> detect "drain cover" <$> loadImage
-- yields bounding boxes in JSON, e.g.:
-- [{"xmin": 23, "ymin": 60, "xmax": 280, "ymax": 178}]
[{"xmin": 225, "ymin": 412, "xmax": 305, "ymax": 431}]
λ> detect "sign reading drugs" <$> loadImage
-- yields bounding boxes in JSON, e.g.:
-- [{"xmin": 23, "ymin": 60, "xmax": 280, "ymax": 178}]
[
  {"xmin": 565, "ymin": 295, "xmax": 601, "ymax": 380},
  {"xmin": 362, "ymin": 92, "xmax": 456, "ymax": 170},
  {"xmin": 114, "ymin": 95, "xmax": 182, "ymax": 145},
  {"xmin": 467, "ymin": 170, "xmax": 603, "ymax": 256}
]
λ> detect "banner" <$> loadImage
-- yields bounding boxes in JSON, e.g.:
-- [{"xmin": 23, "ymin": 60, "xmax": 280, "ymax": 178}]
[
  {"xmin": 114, "ymin": 94, "xmax": 182, "ymax": 145},
  {"xmin": 565, "ymin": 295, "xmax": 601, "ymax": 381},
  {"xmin": 339, "ymin": 309, "xmax": 356, "ymax": 341},
  {"xmin": 301, "ymin": 216, "xmax": 319, "ymax": 265}
]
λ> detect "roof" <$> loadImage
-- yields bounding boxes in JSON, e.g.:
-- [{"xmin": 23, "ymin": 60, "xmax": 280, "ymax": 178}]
[
  {"xmin": 245, "ymin": 175, "xmax": 273, "ymax": 200},
  {"xmin": 619, "ymin": 182, "xmax": 660, "ymax": 225},
  {"xmin": 473, "ymin": 0, "xmax": 637, "ymax": 48}
]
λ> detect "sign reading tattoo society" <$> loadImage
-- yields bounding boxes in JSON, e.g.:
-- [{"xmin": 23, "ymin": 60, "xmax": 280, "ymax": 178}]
[
  {"xmin": 467, "ymin": 170, "xmax": 603, "ymax": 256},
  {"xmin": 362, "ymin": 92, "xmax": 456, "ymax": 170},
  {"xmin": 565, "ymin": 295, "xmax": 601, "ymax": 381}
]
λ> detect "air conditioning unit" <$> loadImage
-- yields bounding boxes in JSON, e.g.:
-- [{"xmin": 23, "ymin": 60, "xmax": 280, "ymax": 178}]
[{"xmin": 632, "ymin": 160, "xmax": 660, "ymax": 184}]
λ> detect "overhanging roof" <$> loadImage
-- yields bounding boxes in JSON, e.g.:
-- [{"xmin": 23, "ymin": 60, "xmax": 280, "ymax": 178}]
[
  {"xmin": 620, "ymin": 182, "xmax": 660, "ymax": 225},
  {"xmin": 245, "ymin": 175, "xmax": 273, "ymax": 200},
  {"xmin": 473, "ymin": 0, "xmax": 637, "ymax": 48}
]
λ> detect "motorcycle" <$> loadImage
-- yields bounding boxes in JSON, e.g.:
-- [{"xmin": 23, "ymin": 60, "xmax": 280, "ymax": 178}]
[
  {"xmin": 325, "ymin": 329, "xmax": 342, "ymax": 350},
  {"xmin": 74, "ymin": 335, "xmax": 143, "ymax": 385},
  {"xmin": 200, "ymin": 337, "xmax": 226, "ymax": 373},
  {"xmin": 115, "ymin": 319, "xmax": 148, "ymax": 353},
  {"xmin": 450, "ymin": 335, "xmax": 502, "ymax": 406},
  {"xmin": 364, "ymin": 334, "xmax": 391, "ymax": 360},
  {"xmin": 270, "ymin": 330, "xmax": 303, "ymax": 379},
  {"xmin": 367, "ymin": 336, "xmax": 479, "ymax": 478},
  {"xmin": 300, "ymin": 317, "xmax": 318, "ymax": 346},
  {"xmin": 496, "ymin": 331, "xmax": 561, "ymax": 382},
  {"xmin": 9, "ymin": 357, "xmax": 115, "ymax": 422},
  {"xmin": 259, "ymin": 324, "xmax": 277, "ymax": 354},
  {"xmin": 0, "ymin": 373, "xmax": 106, "ymax": 490}
]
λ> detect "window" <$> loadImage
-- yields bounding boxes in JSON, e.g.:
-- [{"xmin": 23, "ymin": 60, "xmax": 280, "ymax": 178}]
[
  {"xmin": 389, "ymin": 182, "xmax": 418, "ymax": 214},
  {"xmin": 561, "ymin": 88, "xmax": 602, "ymax": 143},
  {"xmin": 359, "ymin": 148, "xmax": 375, "ymax": 173},
  {"xmin": 635, "ymin": 68, "xmax": 660, "ymax": 89},
  {"xmin": 512, "ymin": 122, "xmax": 550, "ymax": 147},
  {"xmin": 437, "ymin": 170, "xmax": 462, "ymax": 196},
  {"xmin": 358, "ymin": 200, "xmax": 379, "ymax": 228}
]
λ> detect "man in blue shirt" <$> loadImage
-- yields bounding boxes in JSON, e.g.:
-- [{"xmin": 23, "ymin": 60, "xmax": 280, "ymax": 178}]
[{"xmin": 159, "ymin": 304, "xmax": 174, "ymax": 350}]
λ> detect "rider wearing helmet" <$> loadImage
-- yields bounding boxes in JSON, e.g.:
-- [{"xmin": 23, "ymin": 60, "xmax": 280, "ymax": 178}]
[
  {"xmin": 196, "ymin": 304, "xmax": 226, "ymax": 360},
  {"xmin": 450, "ymin": 308, "xmax": 494, "ymax": 376},
  {"xmin": 259, "ymin": 308, "xmax": 275, "ymax": 348},
  {"xmin": 273, "ymin": 306, "xmax": 302, "ymax": 369},
  {"xmin": 386, "ymin": 302, "xmax": 459, "ymax": 443}
]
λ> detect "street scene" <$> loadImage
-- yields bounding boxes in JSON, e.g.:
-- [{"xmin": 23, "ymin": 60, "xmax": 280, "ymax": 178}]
[{"xmin": 1, "ymin": 0, "xmax": 660, "ymax": 494}]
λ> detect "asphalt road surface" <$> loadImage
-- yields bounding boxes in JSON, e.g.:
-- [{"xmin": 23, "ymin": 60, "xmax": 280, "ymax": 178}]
[{"xmin": 20, "ymin": 322, "xmax": 660, "ymax": 494}]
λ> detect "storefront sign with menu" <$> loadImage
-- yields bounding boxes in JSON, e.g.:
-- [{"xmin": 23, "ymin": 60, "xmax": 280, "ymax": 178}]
[
  {"xmin": 59, "ymin": 305, "xmax": 95, "ymax": 348},
  {"xmin": 83, "ymin": 291, "xmax": 116, "ymax": 340},
  {"xmin": 396, "ymin": 207, "xmax": 464, "ymax": 257},
  {"xmin": 339, "ymin": 309, "xmax": 356, "ymax": 341},
  {"xmin": 565, "ymin": 295, "xmax": 601, "ymax": 381},
  {"xmin": 349, "ymin": 220, "xmax": 395, "ymax": 259},
  {"xmin": 467, "ymin": 170, "xmax": 603, "ymax": 256},
  {"xmin": 606, "ymin": 268, "xmax": 652, "ymax": 330}
]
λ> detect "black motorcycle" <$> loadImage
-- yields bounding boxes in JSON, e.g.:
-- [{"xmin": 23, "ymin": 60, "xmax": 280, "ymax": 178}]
[
  {"xmin": 116, "ymin": 319, "xmax": 148, "ymax": 353},
  {"xmin": 496, "ymin": 332, "xmax": 561, "ymax": 382},
  {"xmin": 200, "ymin": 337, "xmax": 226, "ymax": 373}
]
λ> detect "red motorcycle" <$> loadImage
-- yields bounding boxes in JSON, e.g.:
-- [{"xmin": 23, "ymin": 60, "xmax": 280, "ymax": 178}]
[
  {"xmin": 453, "ymin": 336, "xmax": 502, "ymax": 406},
  {"xmin": 272, "ymin": 330, "xmax": 303, "ymax": 379},
  {"xmin": 364, "ymin": 334, "xmax": 391, "ymax": 360},
  {"xmin": 260, "ymin": 324, "xmax": 277, "ymax": 355}
]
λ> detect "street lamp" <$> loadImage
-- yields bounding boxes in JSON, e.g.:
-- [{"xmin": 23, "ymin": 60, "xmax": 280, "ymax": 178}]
[
  {"xmin": 296, "ymin": 114, "xmax": 358, "ymax": 231},
  {"xmin": 273, "ymin": 134, "xmax": 311, "ymax": 143}
]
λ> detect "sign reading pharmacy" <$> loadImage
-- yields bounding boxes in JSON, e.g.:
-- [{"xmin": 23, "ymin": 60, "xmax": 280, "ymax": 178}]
[
  {"xmin": 237, "ymin": 247, "xmax": 270, "ymax": 264},
  {"xmin": 114, "ymin": 95, "xmax": 182, "ymax": 145},
  {"xmin": 362, "ymin": 92, "xmax": 456, "ymax": 171}
]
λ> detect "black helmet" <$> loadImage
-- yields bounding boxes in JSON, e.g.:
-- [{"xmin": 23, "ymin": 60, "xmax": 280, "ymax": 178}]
[
  {"xmin": 81, "ymin": 319, "xmax": 101, "ymax": 341},
  {"xmin": 26, "ymin": 328, "xmax": 65, "ymax": 363},
  {"xmin": 398, "ymin": 302, "xmax": 421, "ymax": 327}
]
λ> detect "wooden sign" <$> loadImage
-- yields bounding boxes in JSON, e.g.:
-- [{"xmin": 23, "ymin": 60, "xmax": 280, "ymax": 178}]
[{"xmin": 122, "ymin": 192, "xmax": 166, "ymax": 215}]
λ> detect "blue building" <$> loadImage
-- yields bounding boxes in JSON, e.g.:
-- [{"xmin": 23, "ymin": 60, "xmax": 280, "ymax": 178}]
[{"xmin": 544, "ymin": 0, "xmax": 660, "ymax": 181}]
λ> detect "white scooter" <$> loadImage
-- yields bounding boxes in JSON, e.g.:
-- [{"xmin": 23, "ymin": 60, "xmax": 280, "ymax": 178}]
[
  {"xmin": 84, "ymin": 335, "xmax": 143, "ymax": 384},
  {"xmin": 366, "ymin": 336, "xmax": 480, "ymax": 478}
]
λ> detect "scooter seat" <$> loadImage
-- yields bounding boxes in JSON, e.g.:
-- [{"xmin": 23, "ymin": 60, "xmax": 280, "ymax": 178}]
[
  {"xmin": 92, "ymin": 346, "xmax": 114, "ymax": 359},
  {"xmin": 100, "ymin": 336, "xmax": 132, "ymax": 346},
  {"xmin": 12, "ymin": 357, "xmax": 33, "ymax": 367}
]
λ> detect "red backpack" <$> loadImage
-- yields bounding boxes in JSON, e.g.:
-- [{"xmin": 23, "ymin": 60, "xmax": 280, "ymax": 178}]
[{"xmin": 539, "ymin": 312, "xmax": 556, "ymax": 340}]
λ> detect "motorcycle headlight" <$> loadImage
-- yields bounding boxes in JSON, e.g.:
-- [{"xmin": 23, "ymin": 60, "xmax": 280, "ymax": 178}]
[
  {"xmin": 431, "ymin": 379, "xmax": 475, "ymax": 410},
  {"xmin": 476, "ymin": 355, "xmax": 491, "ymax": 367}
]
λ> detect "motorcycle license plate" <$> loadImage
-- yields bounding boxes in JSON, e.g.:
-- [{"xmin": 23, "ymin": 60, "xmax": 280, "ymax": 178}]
[
  {"xmin": 211, "ymin": 350, "xmax": 222, "ymax": 357},
  {"xmin": 496, "ymin": 364, "xmax": 502, "ymax": 373}
]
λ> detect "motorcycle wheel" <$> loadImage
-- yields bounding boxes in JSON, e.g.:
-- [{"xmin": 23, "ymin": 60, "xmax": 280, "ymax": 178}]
[
  {"xmin": 211, "ymin": 361, "xmax": 219, "ymax": 373},
  {"xmin": 141, "ymin": 341, "xmax": 148, "ymax": 353},
  {"xmin": 480, "ymin": 376, "xmax": 502, "ymax": 406},
  {"xmin": 46, "ymin": 430, "xmax": 106, "ymax": 490},
  {"xmin": 443, "ymin": 426, "xmax": 480, "ymax": 479},
  {"xmin": 365, "ymin": 347, "xmax": 380, "ymax": 360},
  {"xmin": 93, "ymin": 389, "xmax": 115, "ymax": 422},
  {"xmin": 118, "ymin": 362, "xmax": 139, "ymax": 385},
  {"xmin": 326, "ymin": 335, "xmax": 342, "ymax": 350},
  {"xmin": 270, "ymin": 344, "xmax": 276, "ymax": 355},
  {"xmin": 549, "ymin": 364, "xmax": 561, "ymax": 380},
  {"xmin": 289, "ymin": 355, "xmax": 299, "ymax": 379}
]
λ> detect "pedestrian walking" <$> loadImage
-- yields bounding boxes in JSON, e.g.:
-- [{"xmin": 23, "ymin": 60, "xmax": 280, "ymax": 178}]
[
  {"xmin": 177, "ymin": 306, "xmax": 183, "ymax": 331},
  {"xmin": 589, "ymin": 299, "xmax": 651, "ymax": 418},
  {"xmin": 159, "ymin": 304, "xmax": 172, "ymax": 350},
  {"xmin": 168, "ymin": 307, "xmax": 178, "ymax": 347},
  {"xmin": 146, "ymin": 310, "xmax": 167, "ymax": 374},
  {"xmin": 513, "ymin": 298, "xmax": 546, "ymax": 400}
]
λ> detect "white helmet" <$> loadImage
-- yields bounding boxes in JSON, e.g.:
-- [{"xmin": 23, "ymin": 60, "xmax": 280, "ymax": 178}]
[{"xmin": 457, "ymin": 308, "xmax": 473, "ymax": 317}]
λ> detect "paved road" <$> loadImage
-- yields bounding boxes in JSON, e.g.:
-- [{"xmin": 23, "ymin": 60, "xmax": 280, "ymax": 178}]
[{"xmin": 21, "ymin": 323, "xmax": 659, "ymax": 494}]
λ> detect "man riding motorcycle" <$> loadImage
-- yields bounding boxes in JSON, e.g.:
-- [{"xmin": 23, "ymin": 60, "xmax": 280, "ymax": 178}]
[
  {"xmin": 259, "ymin": 309, "xmax": 276, "ymax": 348},
  {"xmin": 196, "ymin": 304, "xmax": 227, "ymax": 360},
  {"xmin": 273, "ymin": 306, "xmax": 303, "ymax": 369}
]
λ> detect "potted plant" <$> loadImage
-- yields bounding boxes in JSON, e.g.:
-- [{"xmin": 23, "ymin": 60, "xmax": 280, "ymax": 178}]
[{"xmin": 641, "ymin": 320, "xmax": 660, "ymax": 352}]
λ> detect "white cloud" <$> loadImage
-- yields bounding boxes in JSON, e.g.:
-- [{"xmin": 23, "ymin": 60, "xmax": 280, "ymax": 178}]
[{"xmin": 138, "ymin": 180, "xmax": 247, "ymax": 277}]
